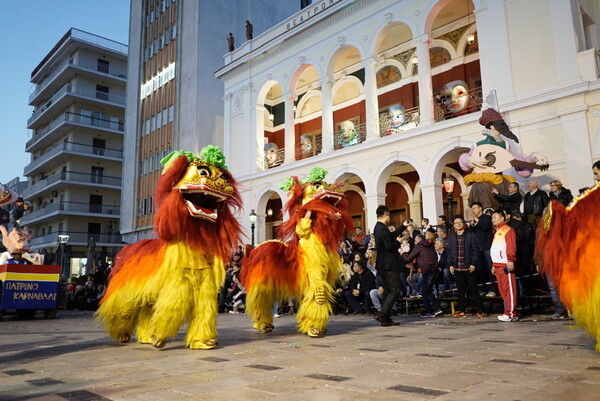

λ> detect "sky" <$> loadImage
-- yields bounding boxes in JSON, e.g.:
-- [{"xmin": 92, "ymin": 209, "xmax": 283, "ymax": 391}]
[{"xmin": 0, "ymin": 0, "xmax": 131, "ymax": 186}]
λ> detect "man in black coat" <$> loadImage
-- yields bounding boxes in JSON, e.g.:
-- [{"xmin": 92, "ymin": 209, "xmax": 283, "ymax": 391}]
[
  {"xmin": 469, "ymin": 202, "xmax": 496, "ymax": 297},
  {"xmin": 492, "ymin": 182, "xmax": 522, "ymax": 213},
  {"xmin": 448, "ymin": 217, "xmax": 484, "ymax": 317},
  {"xmin": 344, "ymin": 260, "xmax": 376, "ymax": 314},
  {"xmin": 372, "ymin": 205, "xmax": 403, "ymax": 326},
  {"xmin": 524, "ymin": 180, "xmax": 549, "ymax": 229}
]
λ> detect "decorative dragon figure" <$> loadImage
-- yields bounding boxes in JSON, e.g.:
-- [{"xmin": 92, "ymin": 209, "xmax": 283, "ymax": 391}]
[
  {"xmin": 241, "ymin": 167, "xmax": 353, "ymax": 337},
  {"xmin": 536, "ymin": 183, "xmax": 600, "ymax": 352},
  {"xmin": 95, "ymin": 146, "xmax": 242, "ymax": 350}
]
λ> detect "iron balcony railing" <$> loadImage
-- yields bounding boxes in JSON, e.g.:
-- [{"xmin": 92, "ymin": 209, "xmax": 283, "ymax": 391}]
[
  {"xmin": 28, "ymin": 231, "xmax": 123, "ymax": 247},
  {"xmin": 27, "ymin": 111, "xmax": 124, "ymax": 150},
  {"xmin": 25, "ymin": 141, "xmax": 123, "ymax": 175},
  {"xmin": 28, "ymin": 84, "xmax": 126, "ymax": 126},
  {"xmin": 295, "ymin": 133, "xmax": 323, "ymax": 160},
  {"xmin": 19, "ymin": 201, "xmax": 120, "ymax": 224}
]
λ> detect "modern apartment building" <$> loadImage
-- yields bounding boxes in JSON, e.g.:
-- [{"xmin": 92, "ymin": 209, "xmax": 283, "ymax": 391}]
[
  {"xmin": 216, "ymin": 0, "xmax": 600, "ymax": 241},
  {"xmin": 121, "ymin": 0, "xmax": 299, "ymax": 244},
  {"xmin": 20, "ymin": 28, "xmax": 127, "ymax": 277}
]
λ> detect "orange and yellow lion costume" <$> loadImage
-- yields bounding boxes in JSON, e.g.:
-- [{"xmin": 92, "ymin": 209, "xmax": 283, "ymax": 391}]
[
  {"xmin": 95, "ymin": 146, "xmax": 242, "ymax": 350},
  {"xmin": 241, "ymin": 167, "xmax": 352, "ymax": 337},
  {"xmin": 536, "ymin": 183, "xmax": 600, "ymax": 351}
]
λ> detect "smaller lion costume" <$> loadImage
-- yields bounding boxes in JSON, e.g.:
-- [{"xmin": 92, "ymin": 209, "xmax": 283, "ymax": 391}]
[
  {"xmin": 95, "ymin": 146, "xmax": 242, "ymax": 349},
  {"xmin": 536, "ymin": 183, "xmax": 600, "ymax": 351},
  {"xmin": 241, "ymin": 167, "xmax": 353, "ymax": 337}
]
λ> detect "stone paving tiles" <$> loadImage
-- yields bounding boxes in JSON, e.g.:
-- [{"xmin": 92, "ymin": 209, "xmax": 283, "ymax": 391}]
[{"xmin": 0, "ymin": 310, "xmax": 599, "ymax": 400}]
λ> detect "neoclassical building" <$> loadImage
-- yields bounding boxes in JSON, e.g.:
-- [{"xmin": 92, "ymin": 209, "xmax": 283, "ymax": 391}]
[{"xmin": 216, "ymin": 0, "xmax": 600, "ymax": 241}]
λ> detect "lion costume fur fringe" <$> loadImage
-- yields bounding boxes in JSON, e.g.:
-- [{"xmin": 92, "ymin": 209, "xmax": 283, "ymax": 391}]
[
  {"xmin": 536, "ymin": 183, "xmax": 600, "ymax": 351},
  {"xmin": 241, "ymin": 174, "xmax": 353, "ymax": 337},
  {"xmin": 95, "ymin": 150, "xmax": 242, "ymax": 349}
]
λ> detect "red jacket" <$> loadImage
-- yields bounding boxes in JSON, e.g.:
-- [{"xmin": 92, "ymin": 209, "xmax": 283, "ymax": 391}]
[{"xmin": 490, "ymin": 222, "xmax": 516, "ymax": 267}]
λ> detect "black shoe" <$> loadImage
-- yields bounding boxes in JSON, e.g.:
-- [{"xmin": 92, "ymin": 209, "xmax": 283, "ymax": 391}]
[{"xmin": 375, "ymin": 315, "xmax": 400, "ymax": 326}]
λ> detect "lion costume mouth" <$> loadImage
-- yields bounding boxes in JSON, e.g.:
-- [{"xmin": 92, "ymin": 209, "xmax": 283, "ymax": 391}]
[
  {"xmin": 312, "ymin": 190, "xmax": 342, "ymax": 206},
  {"xmin": 180, "ymin": 185, "xmax": 227, "ymax": 222}
]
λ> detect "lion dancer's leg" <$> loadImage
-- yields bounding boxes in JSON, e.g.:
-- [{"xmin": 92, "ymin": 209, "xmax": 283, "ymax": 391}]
[
  {"xmin": 96, "ymin": 288, "xmax": 140, "ymax": 344},
  {"xmin": 147, "ymin": 268, "xmax": 193, "ymax": 348},
  {"xmin": 135, "ymin": 302, "xmax": 155, "ymax": 344},
  {"xmin": 185, "ymin": 267, "xmax": 221, "ymax": 349},
  {"xmin": 296, "ymin": 276, "xmax": 333, "ymax": 337},
  {"xmin": 246, "ymin": 285, "xmax": 276, "ymax": 333}
]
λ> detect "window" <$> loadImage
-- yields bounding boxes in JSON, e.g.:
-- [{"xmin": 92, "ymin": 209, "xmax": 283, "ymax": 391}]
[
  {"xmin": 97, "ymin": 59, "xmax": 110, "ymax": 74},
  {"xmin": 96, "ymin": 84, "xmax": 109, "ymax": 101},
  {"xmin": 90, "ymin": 194, "xmax": 103, "ymax": 213},
  {"xmin": 91, "ymin": 166, "xmax": 104, "ymax": 184},
  {"xmin": 92, "ymin": 138, "xmax": 106, "ymax": 156}
]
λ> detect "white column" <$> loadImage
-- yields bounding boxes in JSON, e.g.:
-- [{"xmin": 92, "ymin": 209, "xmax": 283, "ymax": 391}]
[
  {"xmin": 254, "ymin": 104, "xmax": 266, "ymax": 171},
  {"xmin": 560, "ymin": 110, "xmax": 593, "ymax": 191},
  {"xmin": 461, "ymin": 192, "xmax": 471, "ymax": 220},
  {"xmin": 408, "ymin": 200, "xmax": 422, "ymax": 223},
  {"xmin": 414, "ymin": 34, "xmax": 434, "ymax": 126},
  {"xmin": 284, "ymin": 95, "xmax": 297, "ymax": 163},
  {"xmin": 321, "ymin": 78, "xmax": 334, "ymax": 153},
  {"xmin": 363, "ymin": 58, "xmax": 380, "ymax": 141},
  {"xmin": 474, "ymin": 2, "xmax": 516, "ymax": 104},
  {"xmin": 222, "ymin": 92, "xmax": 232, "ymax": 163},
  {"xmin": 364, "ymin": 192, "xmax": 386, "ymax": 234},
  {"xmin": 549, "ymin": 0, "xmax": 581, "ymax": 86},
  {"xmin": 420, "ymin": 183, "xmax": 443, "ymax": 224}
]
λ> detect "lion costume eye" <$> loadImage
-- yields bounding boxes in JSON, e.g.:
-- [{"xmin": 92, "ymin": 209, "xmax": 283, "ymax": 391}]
[{"xmin": 197, "ymin": 167, "xmax": 211, "ymax": 177}]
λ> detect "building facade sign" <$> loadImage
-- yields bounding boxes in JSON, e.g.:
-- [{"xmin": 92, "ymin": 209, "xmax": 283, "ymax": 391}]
[{"xmin": 286, "ymin": 0, "xmax": 343, "ymax": 30}]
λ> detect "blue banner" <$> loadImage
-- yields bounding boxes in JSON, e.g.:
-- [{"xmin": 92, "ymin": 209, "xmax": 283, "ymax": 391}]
[{"xmin": 1, "ymin": 280, "xmax": 59, "ymax": 310}]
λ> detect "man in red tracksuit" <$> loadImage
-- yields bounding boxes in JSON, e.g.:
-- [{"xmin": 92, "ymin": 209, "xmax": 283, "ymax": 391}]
[{"xmin": 490, "ymin": 210, "xmax": 518, "ymax": 322}]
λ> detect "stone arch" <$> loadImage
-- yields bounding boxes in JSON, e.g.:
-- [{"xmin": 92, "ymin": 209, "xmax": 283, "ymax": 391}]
[
  {"xmin": 296, "ymin": 89, "xmax": 322, "ymax": 119},
  {"xmin": 430, "ymin": 39, "xmax": 458, "ymax": 64},
  {"xmin": 332, "ymin": 75, "xmax": 364, "ymax": 105},
  {"xmin": 388, "ymin": 175, "xmax": 415, "ymax": 202},
  {"xmin": 330, "ymin": 165, "xmax": 370, "ymax": 192},
  {"xmin": 289, "ymin": 62, "xmax": 323, "ymax": 98},
  {"xmin": 426, "ymin": 139, "xmax": 475, "ymax": 185},
  {"xmin": 256, "ymin": 77, "xmax": 287, "ymax": 106},
  {"xmin": 422, "ymin": 0, "xmax": 476, "ymax": 36},
  {"xmin": 368, "ymin": 18, "xmax": 417, "ymax": 59},
  {"xmin": 254, "ymin": 186, "xmax": 287, "ymax": 242},
  {"xmin": 325, "ymin": 43, "xmax": 367, "ymax": 81},
  {"xmin": 374, "ymin": 154, "xmax": 425, "ymax": 194}
]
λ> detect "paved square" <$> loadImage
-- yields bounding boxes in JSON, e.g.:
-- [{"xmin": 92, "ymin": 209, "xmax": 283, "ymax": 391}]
[{"xmin": 1, "ymin": 311, "xmax": 599, "ymax": 400}]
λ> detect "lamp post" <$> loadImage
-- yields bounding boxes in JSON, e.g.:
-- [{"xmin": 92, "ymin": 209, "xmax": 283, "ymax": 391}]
[
  {"xmin": 249, "ymin": 209, "xmax": 257, "ymax": 247},
  {"xmin": 58, "ymin": 234, "xmax": 70, "ymax": 280},
  {"xmin": 443, "ymin": 174, "xmax": 455, "ymax": 223}
]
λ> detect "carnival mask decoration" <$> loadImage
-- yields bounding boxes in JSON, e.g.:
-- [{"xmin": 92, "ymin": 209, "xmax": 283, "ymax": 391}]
[
  {"xmin": 264, "ymin": 143, "xmax": 280, "ymax": 166},
  {"xmin": 388, "ymin": 104, "xmax": 407, "ymax": 129},
  {"xmin": 300, "ymin": 134, "xmax": 313, "ymax": 156},
  {"xmin": 441, "ymin": 80, "xmax": 469, "ymax": 113},
  {"xmin": 339, "ymin": 120, "xmax": 358, "ymax": 146}
]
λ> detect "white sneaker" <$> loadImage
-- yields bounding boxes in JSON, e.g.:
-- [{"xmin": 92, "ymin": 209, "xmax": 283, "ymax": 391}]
[
  {"xmin": 497, "ymin": 314, "xmax": 512, "ymax": 322},
  {"xmin": 486, "ymin": 292, "xmax": 496, "ymax": 297},
  {"xmin": 433, "ymin": 309, "xmax": 443, "ymax": 317},
  {"xmin": 273, "ymin": 314, "xmax": 280, "ymax": 318},
  {"xmin": 229, "ymin": 310, "xmax": 240, "ymax": 314}
]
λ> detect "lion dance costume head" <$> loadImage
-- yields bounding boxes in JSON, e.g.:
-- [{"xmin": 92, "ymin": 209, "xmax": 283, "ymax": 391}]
[
  {"xmin": 241, "ymin": 167, "xmax": 353, "ymax": 337},
  {"xmin": 96, "ymin": 145, "xmax": 242, "ymax": 350}
]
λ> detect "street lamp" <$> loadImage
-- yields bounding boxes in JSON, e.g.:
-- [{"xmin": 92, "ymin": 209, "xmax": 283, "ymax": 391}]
[
  {"xmin": 58, "ymin": 234, "xmax": 70, "ymax": 280},
  {"xmin": 249, "ymin": 209, "xmax": 257, "ymax": 247},
  {"xmin": 443, "ymin": 174, "xmax": 455, "ymax": 223}
]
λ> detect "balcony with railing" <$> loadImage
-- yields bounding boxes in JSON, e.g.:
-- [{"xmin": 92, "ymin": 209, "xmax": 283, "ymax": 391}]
[
  {"xmin": 333, "ymin": 122, "xmax": 367, "ymax": 150},
  {"xmin": 27, "ymin": 111, "xmax": 124, "ymax": 151},
  {"xmin": 28, "ymin": 84, "xmax": 126, "ymax": 128},
  {"xmin": 22, "ymin": 170, "xmax": 122, "ymax": 198},
  {"xmin": 28, "ymin": 231, "xmax": 123, "ymax": 248},
  {"xmin": 30, "ymin": 58, "xmax": 127, "ymax": 105},
  {"xmin": 295, "ymin": 133, "xmax": 323, "ymax": 160},
  {"xmin": 19, "ymin": 201, "xmax": 120, "ymax": 226},
  {"xmin": 433, "ymin": 86, "xmax": 483, "ymax": 122},
  {"xmin": 25, "ymin": 140, "xmax": 123, "ymax": 175}
]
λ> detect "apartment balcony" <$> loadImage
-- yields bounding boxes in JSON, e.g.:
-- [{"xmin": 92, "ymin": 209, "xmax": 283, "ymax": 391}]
[
  {"xmin": 26, "ymin": 111, "xmax": 124, "ymax": 152},
  {"xmin": 29, "ymin": 58, "xmax": 127, "ymax": 106},
  {"xmin": 22, "ymin": 170, "xmax": 122, "ymax": 199},
  {"xmin": 28, "ymin": 84, "xmax": 126, "ymax": 129},
  {"xmin": 25, "ymin": 140, "xmax": 123, "ymax": 176},
  {"xmin": 28, "ymin": 231, "xmax": 124, "ymax": 249},
  {"xmin": 19, "ymin": 201, "xmax": 120, "ymax": 226}
]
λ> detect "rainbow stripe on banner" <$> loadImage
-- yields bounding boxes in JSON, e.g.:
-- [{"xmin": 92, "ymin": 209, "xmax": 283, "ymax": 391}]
[{"xmin": 0, "ymin": 265, "xmax": 60, "ymax": 310}]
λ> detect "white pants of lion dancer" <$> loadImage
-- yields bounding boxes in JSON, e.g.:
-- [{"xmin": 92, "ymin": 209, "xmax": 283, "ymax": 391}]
[{"xmin": 494, "ymin": 265, "xmax": 518, "ymax": 318}]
